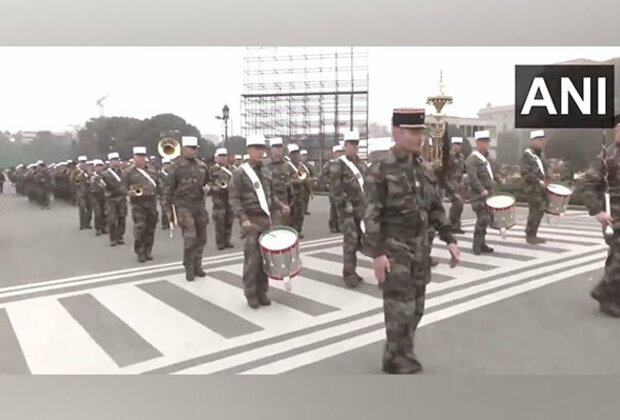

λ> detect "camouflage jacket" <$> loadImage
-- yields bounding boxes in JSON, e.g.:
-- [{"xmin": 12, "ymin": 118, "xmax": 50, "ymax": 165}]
[
  {"xmin": 33, "ymin": 170, "xmax": 52, "ymax": 189},
  {"xmin": 363, "ymin": 149, "xmax": 456, "ymax": 288},
  {"xmin": 207, "ymin": 164, "xmax": 233, "ymax": 201},
  {"xmin": 332, "ymin": 155, "xmax": 368, "ymax": 220},
  {"xmin": 71, "ymin": 169, "xmax": 91, "ymax": 196},
  {"xmin": 164, "ymin": 156, "xmax": 209, "ymax": 210},
  {"xmin": 122, "ymin": 166, "xmax": 162, "ymax": 203},
  {"xmin": 444, "ymin": 152, "xmax": 466, "ymax": 195},
  {"xmin": 519, "ymin": 148, "xmax": 549, "ymax": 194},
  {"xmin": 321, "ymin": 160, "xmax": 336, "ymax": 191},
  {"xmin": 88, "ymin": 171, "xmax": 107, "ymax": 196},
  {"xmin": 582, "ymin": 146, "xmax": 620, "ymax": 225},
  {"xmin": 100, "ymin": 167, "xmax": 126, "ymax": 198},
  {"xmin": 285, "ymin": 158, "xmax": 305, "ymax": 202},
  {"xmin": 229, "ymin": 161, "xmax": 273, "ymax": 223},
  {"xmin": 466, "ymin": 151, "xmax": 500, "ymax": 201},
  {"xmin": 264, "ymin": 158, "xmax": 294, "ymax": 209}
]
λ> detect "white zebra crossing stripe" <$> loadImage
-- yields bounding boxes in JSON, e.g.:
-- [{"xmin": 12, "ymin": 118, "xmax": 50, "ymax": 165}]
[{"xmin": 7, "ymin": 298, "xmax": 119, "ymax": 374}]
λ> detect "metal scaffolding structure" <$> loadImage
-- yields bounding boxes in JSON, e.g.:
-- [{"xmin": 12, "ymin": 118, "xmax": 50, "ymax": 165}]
[{"xmin": 241, "ymin": 47, "xmax": 369, "ymax": 164}]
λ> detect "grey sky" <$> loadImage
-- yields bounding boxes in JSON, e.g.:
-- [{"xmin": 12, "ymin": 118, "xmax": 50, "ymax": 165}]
[{"xmin": 0, "ymin": 47, "xmax": 618, "ymax": 136}]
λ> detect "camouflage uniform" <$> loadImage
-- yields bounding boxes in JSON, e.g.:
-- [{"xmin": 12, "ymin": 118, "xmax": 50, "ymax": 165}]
[
  {"xmin": 581, "ymin": 146, "xmax": 620, "ymax": 316},
  {"xmin": 88, "ymin": 172, "xmax": 107, "ymax": 234},
  {"xmin": 158, "ymin": 168, "xmax": 171, "ymax": 229},
  {"xmin": 265, "ymin": 157, "xmax": 294, "ymax": 226},
  {"xmin": 288, "ymin": 159, "xmax": 307, "ymax": 236},
  {"xmin": 208, "ymin": 163, "xmax": 234, "ymax": 249},
  {"xmin": 33, "ymin": 168, "xmax": 52, "ymax": 208},
  {"xmin": 445, "ymin": 151, "xmax": 466, "ymax": 231},
  {"xmin": 364, "ymin": 149, "xmax": 456, "ymax": 374},
  {"xmin": 332, "ymin": 155, "xmax": 368, "ymax": 285},
  {"xmin": 466, "ymin": 151, "xmax": 500, "ymax": 253},
  {"xmin": 301, "ymin": 162, "xmax": 315, "ymax": 215},
  {"xmin": 229, "ymin": 161, "xmax": 273, "ymax": 303},
  {"xmin": 101, "ymin": 167, "xmax": 128, "ymax": 245},
  {"xmin": 322, "ymin": 159, "xmax": 340, "ymax": 233},
  {"xmin": 519, "ymin": 148, "xmax": 549, "ymax": 240},
  {"xmin": 123, "ymin": 166, "xmax": 161, "ymax": 261},
  {"xmin": 71, "ymin": 169, "xmax": 92, "ymax": 229},
  {"xmin": 164, "ymin": 156, "xmax": 210, "ymax": 278}
]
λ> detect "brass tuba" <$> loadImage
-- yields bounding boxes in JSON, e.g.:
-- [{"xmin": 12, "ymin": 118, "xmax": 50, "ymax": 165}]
[
  {"xmin": 128, "ymin": 184, "xmax": 143, "ymax": 197},
  {"xmin": 158, "ymin": 137, "xmax": 181, "ymax": 160},
  {"xmin": 292, "ymin": 164, "xmax": 308, "ymax": 183}
]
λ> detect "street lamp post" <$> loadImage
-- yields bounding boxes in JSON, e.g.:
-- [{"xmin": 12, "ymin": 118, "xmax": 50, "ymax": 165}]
[{"xmin": 215, "ymin": 104, "xmax": 230, "ymax": 148}]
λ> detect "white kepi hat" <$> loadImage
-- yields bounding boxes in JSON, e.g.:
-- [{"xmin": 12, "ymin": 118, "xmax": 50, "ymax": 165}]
[
  {"xmin": 215, "ymin": 148, "xmax": 228, "ymax": 156},
  {"xmin": 133, "ymin": 146, "xmax": 147, "ymax": 155},
  {"xmin": 108, "ymin": 152, "xmax": 120, "ymax": 160},
  {"xmin": 78, "ymin": 156, "xmax": 87, "ymax": 162},
  {"xmin": 332, "ymin": 145, "xmax": 344, "ymax": 153},
  {"xmin": 246, "ymin": 134, "xmax": 266, "ymax": 147},
  {"xmin": 300, "ymin": 149, "xmax": 308, "ymax": 155},
  {"xmin": 451, "ymin": 137, "xmax": 463, "ymax": 144},
  {"xmin": 530, "ymin": 130, "xmax": 545, "ymax": 140},
  {"xmin": 182, "ymin": 136, "xmax": 198, "ymax": 147},
  {"xmin": 269, "ymin": 137, "xmax": 283, "ymax": 147},
  {"xmin": 287, "ymin": 143, "xmax": 300, "ymax": 153},
  {"xmin": 343, "ymin": 130, "xmax": 360, "ymax": 142},
  {"xmin": 474, "ymin": 130, "xmax": 491, "ymax": 141}
]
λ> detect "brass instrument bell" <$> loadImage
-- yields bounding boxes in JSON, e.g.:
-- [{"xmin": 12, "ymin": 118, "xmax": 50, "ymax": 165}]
[
  {"xmin": 129, "ymin": 184, "xmax": 143, "ymax": 197},
  {"xmin": 158, "ymin": 137, "xmax": 181, "ymax": 160}
]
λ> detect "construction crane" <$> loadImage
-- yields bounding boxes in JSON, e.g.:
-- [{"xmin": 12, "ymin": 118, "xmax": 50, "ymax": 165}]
[{"xmin": 96, "ymin": 87, "xmax": 115, "ymax": 117}]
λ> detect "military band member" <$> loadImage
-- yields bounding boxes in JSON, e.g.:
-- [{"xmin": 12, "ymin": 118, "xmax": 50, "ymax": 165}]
[
  {"xmin": 264, "ymin": 137, "xmax": 293, "ymax": 226},
  {"xmin": 520, "ymin": 130, "xmax": 549, "ymax": 244},
  {"xmin": 34, "ymin": 161, "xmax": 53, "ymax": 209},
  {"xmin": 159, "ymin": 157, "xmax": 172, "ymax": 229},
  {"xmin": 300, "ymin": 149, "xmax": 314, "ymax": 216},
  {"xmin": 101, "ymin": 152, "xmax": 128, "ymax": 247},
  {"xmin": 230, "ymin": 134, "xmax": 273, "ymax": 309},
  {"xmin": 234, "ymin": 155, "xmax": 243, "ymax": 168},
  {"xmin": 286, "ymin": 144, "xmax": 307, "ymax": 238},
  {"xmin": 365, "ymin": 108, "xmax": 460, "ymax": 374},
  {"xmin": 446, "ymin": 137, "xmax": 466, "ymax": 234},
  {"xmin": 121, "ymin": 147, "xmax": 161, "ymax": 262},
  {"xmin": 72, "ymin": 156, "xmax": 93, "ymax": 229},
  {"xmin": 582, "ymin": 114, "xmax": 620, "ymax": 317},
  {"xmin": 322, "ymin": 145, "xmax": 345, "ymax": 233},
  {"xmin": 466, "ymin": 130, "xmax": 500, "ymax": 255},
  {"xmin": 209, "ymin": 148, "xmax": 235, "ymax": 250},
  {"xmin": 333, "ymin": 130, "xmax": 367, "ymax": 287},
  {"xmin": 164, "ymin": 136, "xmax": 210, "ymax": 282},
  {"xmin": 243, "ymin": 154, "xmax": 250, "ymax": 163},
  {"xmin": 89, "ymin": 159, "xmax": 108, "ymax": 236}
]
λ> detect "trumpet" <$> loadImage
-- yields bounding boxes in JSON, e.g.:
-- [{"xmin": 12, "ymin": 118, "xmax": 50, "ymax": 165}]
[
  {"xmin": 292, "ymin": 164, "xmax": 308, "ymax": 183},
  {"xmin": 158, "ymin": 137, "xmax": 181, "ymax": 160},
  {"xmin": 215, "ymin": 173, "xmax": 230, "ymax": 190},
  {"xmin": 128, "ymin": 184, "xmax": 143, "ymax": 197}
]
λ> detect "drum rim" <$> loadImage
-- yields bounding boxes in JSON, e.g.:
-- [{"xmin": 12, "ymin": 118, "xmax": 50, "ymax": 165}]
[
  {"xmin": 485, "ymin": 193, "xmax": 516, "ymax": 211},
  {"xmin": 546, "ymin": 183, "xmax": 572, "ymax": 197},
  {"xmin": 268, "ymin": 267, "xmax": 302, "ymax": 281},
  {"xmin": 259, "ymin": 224, "xmax": 300, "ymax": 254}
]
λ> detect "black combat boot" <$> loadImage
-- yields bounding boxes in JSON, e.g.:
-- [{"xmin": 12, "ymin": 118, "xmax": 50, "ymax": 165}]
[
  {"xmin": 599, "ymin": 302, "xmax": 620, "ymax": 318},
  {"xmin": 247, "ymin": 296, "xmax": 260, "ymax": 309},
  {"xmin": 145, "ymin": 249, "xmax": 154, "ymax": 261},
  {"xmin": 95, "ymin": 230, "xmax": 101, "ymax": 236},
  {"xmin": 481, "ymin": 244, "xmax": 494, "ymax": 253},
  {"xmin": 453, "ymin": 227, "xmax": 465, "ymax": 234},
  {"xmin": 137, "ymin": 254, "xmax": 147, "ymax": 263},
  {"xmin": 257, "ymin": 294, "xmax": 271, "ymax": 306},
  {"xmin": 526, "ymin": 236, "xmax": 546, "ymax": 244},
  {"xmin": 185, "ymin": 267, "xmax": 195, "ymax": 282},
  {"xmin": 344, "ymin": 274, "xmax": 360, "ymax": 288},
  {"xmin": 430, "ymin": 257, "xmax": 440, "ymax": 267},
  {"xmin": 117, "ymin": 238, "xmax": 125, "ymax": 245},
  {"xmin": 225, "ymin": 242, "xmax": 234, "ymax": 248},
  {"xmin": 194, "ymin": 266, "xmax": 207, "ymax": 278}
]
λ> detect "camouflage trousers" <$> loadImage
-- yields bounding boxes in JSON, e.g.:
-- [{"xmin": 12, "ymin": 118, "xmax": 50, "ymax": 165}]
[
  {"xmin": 131, "ymin": 200, "xmax": 158, "ymax": 257},
  {"xmin": 271, "ymin": 208, "xmax": 291, "ymax": 227},
  {"xmin": 290, "ymin": 198, "xmax": 306, "ymax": 235},
  {"xmin": 342, "ymin": 214, "xmax": 363, "ymax": 278},
  {"xmin": 89, "ymin": 193, "xmax": 107, "ymax": 232},
  {"xmin": 212, "ymin": 200, "xmax": 234, "ymax": 248},
  {"xmin": 241, "ymin": 216, "xmax": 270, "ymax": 299},
  {"xmin": 161, "ymin": 202, "xmax": 169, "ymax": 228},
  {"xmin": 328, "ymin": 196, "xmax": 340, "ymax": 232},
  {"xmin": 383, "ymin": 286, "xmax": 426, "ymax": 367},
  {"xmin": 77, "ymin": 193, "xmax": 92, "ymax": 229},
  {"xmin": 36, "ymin": 187, "xmax": 51, "ymax": 208},
  {"xmin": 448, "ymin": 192, "xmax": 464, "ymax": 230},
  {"xmin": 471, "ymin": 198, "xmax": 491, "ymax": 251},
  {"xmin": 302, "ymin": 188, "xmax": 311, "ymax": 214},
  {"xmin": 176, "ymin": 205, "xmax": 208, "ymax": 272},
  {"xmin": 592, "ymin": 231, "xmax": 620, "ymax": 307},
  {"xmin": 525, "ymin": 191, "xmax": 546, "ymax": 238},
  {"xmin": 106, "ymin": 196, "xmax": 127, "ymax": 242}
]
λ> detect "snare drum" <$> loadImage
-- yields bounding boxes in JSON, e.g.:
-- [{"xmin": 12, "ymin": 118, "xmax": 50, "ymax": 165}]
[
  {"xmin": 485, "ymin": 194, "xmax": 517, "ymax": 231},
  {"xmin": 259, "ymin": 225, "xmax": 302, "ymax": 282},
  {"xmin": 545, "ymin": 183, "xmax": 572, "ymax": 215}
]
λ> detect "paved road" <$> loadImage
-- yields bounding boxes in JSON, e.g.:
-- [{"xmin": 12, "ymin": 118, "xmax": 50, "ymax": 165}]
[{"xmin": 0, "ymin": 185, "xmax": 617, "ymax": 374}]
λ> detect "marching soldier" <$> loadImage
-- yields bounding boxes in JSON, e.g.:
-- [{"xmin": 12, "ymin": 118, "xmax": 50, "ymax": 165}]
[
  {"xmin": 101, "ymin": 152, "xmax": 128, "ymax": 247},
  {"xmin": 89, "ymin": 160, "xmax": 108, "ymax": 236},
  {"xmin": 264, "ymin": 137, "xmax": 293, "ymax": 226},
  {"xmin": 520, "ymin": 130, "xmax": 549, "ymax": 244},
  {"xmin": 164, "ymin": 136, "xmax": 210, "ymax": 282},
  {"xmin": 34, "ymin": 161, "xmax": 53, "ymax": 209},
  {"xmin": 229, "ymin": 134, "xmax": 273, "ymax": 309},
  {"xmin": 365, "ymin": 108, "xmax": 461, "ymax": 374},
  {"xmin": 159, "ymin": 157, "xmax": 172, "ymax": 229},
  {"xmin": 300, "ymin": 149, "xmax": 315, "ymax": 215},
  {"xmin": 123, "ymin": 147, "xmax": 161, "ymax": 263},
  {"xmin": 233, "ymin": 155, "xmax": 243, "ymax": 168},
  {"xmin": 582, "ymin": 114, "xmax": 620, "ymax": 317},
  {"xmin": 445, "ymin": 137, "xmax": 466, "ymax": 234},
  {"xmin": 209, "ymin": 148, "xmax": 235, "ymax": 250},
  {"xmin": 466, "ymin": 130, "xmax": 500, "ymax": 255},
  {"xmin": 286, "ymin": 144, "xmax": 307, "ymax": 238},
  {"xmin": 322, "ymin": 145, "xmax": 344, "ymax": 233},
  {"xmin": 72, "ymin": 156, "xmax": 92, "ymax": 229},
  {"xmin": 332, "ymin": 130, "xmax": 367, "ymax": 287}
]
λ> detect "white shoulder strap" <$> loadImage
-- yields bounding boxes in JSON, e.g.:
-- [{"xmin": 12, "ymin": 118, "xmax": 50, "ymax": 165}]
[
  {"xmin": 216, "ymin": 164, "xmax": 233, "ymax": 177},
  {"xmin": 160, "ymin": 169, "xmax": 168, "ymax": 177},
  {"xmin": 136, "ymin": 167, "xmax": 157, "ymax": 187},
  {"xmin": 285, "ymin": 160, "xmax": 298, "ymax": 173},
  {"xmin": 339, "ymin": 155, "xmax": 364, "ymax": 192},
  {"xmin": 525, "ymin": 148, "xmax": 545, "ymax": 176},
  {"xmin": 471, "ymin": 151, "xmax": 494, "ymax": 180},
  {"xmin": 106, "ymin": 167, "xmax": 121, "ymax": 183},
  {"xmin": 240, "ymin": 163, "xmax": 270, "ymax": 218}
]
